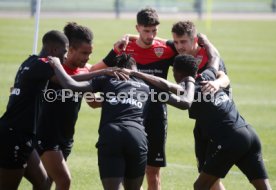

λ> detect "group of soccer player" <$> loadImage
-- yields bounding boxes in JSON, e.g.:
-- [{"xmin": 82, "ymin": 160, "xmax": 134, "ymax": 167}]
[{"xmin": 0, "ymin": 7, "xmax": 272, "ymax": 190}]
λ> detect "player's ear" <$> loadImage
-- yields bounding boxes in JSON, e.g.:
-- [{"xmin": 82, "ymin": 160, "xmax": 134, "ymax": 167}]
[{"xmin": 135, "ymin": 25, "xmax": 139, "ymax": 32}]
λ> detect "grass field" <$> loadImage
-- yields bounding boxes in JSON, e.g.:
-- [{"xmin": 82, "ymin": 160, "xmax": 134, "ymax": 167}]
[{"xmin": 0, "ymin": 17, "xmax": 276, "ymax": 189}]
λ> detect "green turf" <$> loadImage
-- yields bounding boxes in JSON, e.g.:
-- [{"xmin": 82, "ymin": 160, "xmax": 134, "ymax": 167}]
[{"xmin": 0, "ymin": 18, "xmax": 275, "ymax": 189}]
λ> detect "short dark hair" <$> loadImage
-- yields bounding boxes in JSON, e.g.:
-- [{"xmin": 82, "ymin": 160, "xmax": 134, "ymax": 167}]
[
  {"xmin": 171, "ymin": 21, "xmax": 197, "ymax": 39},
  {"xmin": 115, "ymin": 53, "xmax": 136, "ymax": 69},
  {"xmin": 63, "ymin": 22, "xmax": 93, "ymax": 48},
  {"xmin": 137, "ymin": 8, "xmax": 160, "ymax": 26},
  {"xmin": 42, "ymin": 30, "xmax": 68, "ymax": 46},
  {"xmin": 173, "ymin": 55, "xmax": 198, "ymax": 77}
]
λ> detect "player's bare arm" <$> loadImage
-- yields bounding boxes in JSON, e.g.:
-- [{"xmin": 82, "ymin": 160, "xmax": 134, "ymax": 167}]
[
  {"xmin": 89, "ymin": 60, "xmax": 109, "ymax": 72},
  {"xmin": 197, "ymin": 33, "xmax": 220, "ymax": 71},
  {"xmin": 201, "ymin": 70, "xmax": 230, "ymax": 94},
  {"xmin": 48, "ymin": 56, "xmax": 128, "ymax": 92},
  {"xmin": 123, "ymin": 69, "xmax": 195, "ymax": 109},
  {"xmin": 48, "ymin": 56, "xmax": 93, "ymax": 92}
]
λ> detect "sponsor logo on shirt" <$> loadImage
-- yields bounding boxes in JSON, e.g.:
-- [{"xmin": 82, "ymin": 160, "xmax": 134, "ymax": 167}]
[
  {"xmin": 214, "ymin": 94, "xmax": 231, "ymax": 106},
  {"xmin": 11, "ymin": 88, "xmax": 21, "ymax": 95},
  {"xmin": 154, "ymin": 47, "xmax": 164, "ymax": 58},
  {"xmin": 138, "ymin": 69, "xmax": 163, "ymax": 74},
  {"xmin": 106, "ymin": 96, "xmax": 143, "ymax": 108}
]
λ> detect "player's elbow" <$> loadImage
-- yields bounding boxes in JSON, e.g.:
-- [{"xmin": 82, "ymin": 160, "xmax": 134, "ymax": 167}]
[
  {"xmin": 176, "ymin": 101, "xmax": 192, "ymax": 110},
  {"xmin": 86, "ymin": 96, "xmax": 102, "ymax": 109},
  {"xmin": 87, "ymin": 101, "xmax": 102, "ymax": 109}
]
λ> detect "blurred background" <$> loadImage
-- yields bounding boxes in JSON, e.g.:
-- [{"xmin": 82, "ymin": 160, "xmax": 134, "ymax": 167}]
[{"xmin": 0, "ymin": 0, "xmax": 275, "ymax": 19}]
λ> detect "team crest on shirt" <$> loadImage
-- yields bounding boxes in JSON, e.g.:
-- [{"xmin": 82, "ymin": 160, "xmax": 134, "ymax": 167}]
[
  {"xmin": 195, "ymin": 55, "xmax": 203, "ymax": 66},
  {"xmin": 154, "ymin": 47, "xmax": 164, "ymax": 58}
]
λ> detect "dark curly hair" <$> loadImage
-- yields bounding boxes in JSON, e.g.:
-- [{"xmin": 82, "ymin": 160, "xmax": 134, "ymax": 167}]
[
  {"xmin": 137, "ymin": 7, "xmax": 160, "ymax": 27},
  {"xmin": 115, "ymin": 53, "xmax": 136, "ymax": 69},
  {"xmin": 63, "ymin": 22, "xmax": 93, "ymax": 48},
  {"xmin": 173, "ymin": 55, "xmax": 198, "ymax": 77}
]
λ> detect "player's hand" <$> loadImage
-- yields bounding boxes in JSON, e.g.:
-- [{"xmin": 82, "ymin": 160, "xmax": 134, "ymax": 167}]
[
  {"xmin": 103, "ymin": 67, "xmax": 129, "ymax": 81},
  {"xmin": 201, "ymin": 80, "xmax": 220, "ymax": 94},
  {"xmin": 197, "ymin": 33, "xmax": 209, "ymax": 47},
  {"xmin": 119, "ymin": 68, "xmax": 133, "ymax": 75},
  {"xmin": 47, "ymin": 56, "xmax": 61, "ymax": 68},
  {"xmin": 114, "ymin": 35, "xmax": 129, "ymax": 52}
]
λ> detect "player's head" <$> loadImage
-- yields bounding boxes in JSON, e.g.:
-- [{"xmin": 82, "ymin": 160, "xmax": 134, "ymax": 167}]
[
  {"xmin": 115, "ymin": 53, "xmax": 137, "ymax": 70},
  {"xmin": 136, "ymin": 7, "xmax": 160, "ymax": 45},
  {"xmin": 173, "ymin": 55, "xmax": 198, "ymax": 83},
  {"xmin": 41, "ymin": 30, "xmax": 69, "ymax": 64},
  {"xmin": 171, "ymin": 21, "xmax": 198, "ymax": 55},
  {"xmin": 64, "ymin": 22, "xmax": 93, "ymax": 68}
]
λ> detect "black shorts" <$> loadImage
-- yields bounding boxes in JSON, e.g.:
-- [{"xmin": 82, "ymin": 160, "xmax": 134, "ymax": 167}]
[
  {"xmin": 0, "ymin": 127, "xmax": 34, "ymax": 169},
  {"xmin": 36, "ymin": 136, "xmax": 74, "ymax": 160},
  {"xmin": 200, "ymin": 125, "xmax": 268, "ymax": 181},
  {"xmin": 96, "ymin": 123, "xmax": 148, "ymax": 179},
  {"xmin": 144, "ymin": 103, "xmax": 167, "ymax": 167},
  {"xmin": 193, "ymin": 124, "xmax": 208, "ymax": 173}
]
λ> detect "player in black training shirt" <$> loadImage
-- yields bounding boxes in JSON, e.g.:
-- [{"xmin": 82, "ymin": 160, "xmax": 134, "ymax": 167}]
[
  {"xmin": 90, "ymin": 8, "xmax": 176, "ymax": 189},
  {"xmin": 126, "ymin": 54, "xmax": 272, "ymax": 190},
  {"xmin": 47, "ymin": 53, "xmax": 195, "ymax": 190},
  {"xmin": 48, "ymin": 54, "xmax": 149, "ymax": 190},
  {"xmin": 0, "ymin": 30, "xmax": 68, "ymax": 190},
  {"xmin": 36, "ymin": 22, "xmax": 93, "ymax": 190}
]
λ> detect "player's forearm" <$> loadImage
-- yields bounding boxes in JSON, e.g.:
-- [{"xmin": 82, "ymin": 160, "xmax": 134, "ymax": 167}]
[
  {"xmin": 72, "ymin": 69, "xmax": 108, "ymax": 81},
  {"xmin": 52, "ymin": 63, "xmax": 80, "ymax": 89},
  {"xmin": 89, "ymin": 60, "xmax": 109, "ymax": 72},
  {"xmin": 167, "ymin": 94, "xmax": 191, "ymax": 110},
  {"xmin": 167, "ymin": 77, "xmax": 195, "ymax": 110},
  {"xmin": 132, "ymin": 71, "xmax": 184, "ymax": 94},
  {"xmin": 200, "ymin": 37, "xmax": 220, "ymax": 70},
  {"xmin": 52, "ymin": 63, "xmax": 90, "ymax": 92},
  {"xmin": 216, "ymin": 71, "xmax": 230, "ymax": 88}
]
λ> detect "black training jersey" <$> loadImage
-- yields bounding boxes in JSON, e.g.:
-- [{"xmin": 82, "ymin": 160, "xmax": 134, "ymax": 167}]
[
  {"xmin": 0, "ymin": 55, "xmax": 54, "ymax": 135},
  {"xmin": 36, "ymin": 64, "xmax": 90, "ymax": 139},
  {"xmin": 188, "ymin": 69, "xmax": 246, "ymax": 139},
  {"xmin": 90, "ymin": 75, "xmax": 150, "ymax": 131}
]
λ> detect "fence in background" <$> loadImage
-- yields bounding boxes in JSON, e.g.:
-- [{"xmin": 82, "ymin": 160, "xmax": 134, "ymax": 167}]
[{"xmin": 0, "ymin": 0, "xmax": 275, "ymax": 17}]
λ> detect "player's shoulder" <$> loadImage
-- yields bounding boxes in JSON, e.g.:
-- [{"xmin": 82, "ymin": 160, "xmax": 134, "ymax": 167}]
[
  {"xmin": 153, "ymin": 39, "xmax": 168, "ymax": 47},
  {"xmin": 196, "ymin": 47, "xmax": 208, "ymax": 57},
  {"xmin": 153, "ymin": 39, "xmax": 176, "ymax": 54},
  {"xmin": 25, "ymin": 55, "xmax": 50, "ymax": 67},
  {"xmin": 38, "ymin": 57, "xmax": 49, "ymax": 63}
]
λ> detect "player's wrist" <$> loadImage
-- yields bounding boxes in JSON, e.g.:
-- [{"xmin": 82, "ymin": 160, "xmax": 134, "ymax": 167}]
[
  {"xmin": 182, "ymin": 76, "xmax": 195, "ymax": 84},
  {"xmin": 112, "ymin": 47, "xmax": 120, "ymax": 54},
  {"xmin": 131, "ymin": 70, "xmax": 137, "ymax": 76}
]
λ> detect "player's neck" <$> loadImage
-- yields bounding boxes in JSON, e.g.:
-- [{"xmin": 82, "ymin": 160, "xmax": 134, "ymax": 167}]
[
  {"xmin": 136, "ymin": 38, "xmax": 152, "ymax": 49},
  {"xmin": 38, "ymin": 49, "xmax": 48, "ymax": 57},
  {"xmin": 64, "ymin": 60, "xmax": 77, "ymax": 70},
  {"xmin": 192, "ymin": 44, "xmax": 201, "ymax": 56}
]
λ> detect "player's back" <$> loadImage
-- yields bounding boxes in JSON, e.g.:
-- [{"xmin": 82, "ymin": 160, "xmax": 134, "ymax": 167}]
[
  {"xmin": 91, "ymin": 75, "xmax": 150, "ymax": 130},
  {"xmin": 189, "ymin": 69, "xmax": 246, "ymax": 139}
]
